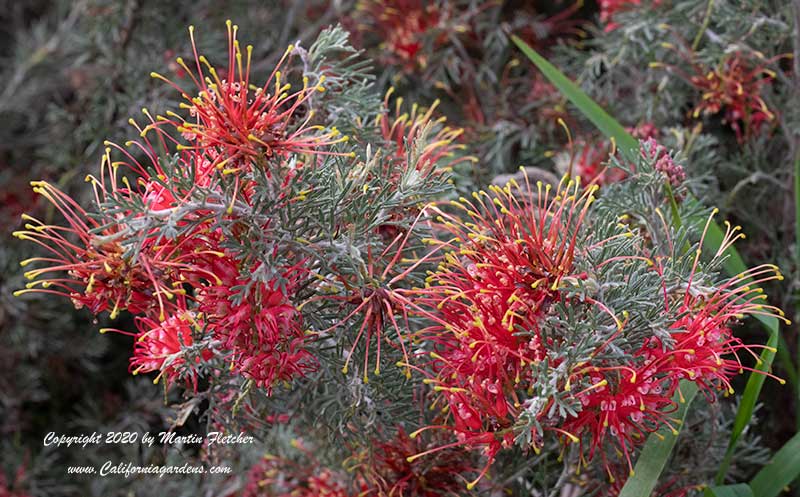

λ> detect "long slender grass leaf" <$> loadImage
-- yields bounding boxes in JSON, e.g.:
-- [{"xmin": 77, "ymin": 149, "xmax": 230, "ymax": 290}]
[{"xmin": 749, "ymin": 431, "xmax": 800, "ymax": 497}]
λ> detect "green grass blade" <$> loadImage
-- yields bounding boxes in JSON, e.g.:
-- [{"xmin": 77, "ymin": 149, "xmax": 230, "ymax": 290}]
[
  {"xmin": 776, "ymin": 333, "xmax": 799, "ymax": 389},
  {"xmin": 511, "ymin": 35, "xmax": 784, "ymax": 490},
  {"xmin": 618, "ymin": 382, "xmax": 698, "ymax": 497},
  {"xmin": 510, "ymin": 35, "xmax": 639, "ymax": 163},
  {"xmin": 749, "ymin": 431, "xmax": 800, "ymax": 497},
  {"xmin": 704, "ymin": 484, "xmax": 754, "ymax": 497}
]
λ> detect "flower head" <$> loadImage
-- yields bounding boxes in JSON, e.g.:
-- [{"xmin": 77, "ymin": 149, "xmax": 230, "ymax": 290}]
[
  {"xmin": 688, "ymin": 53, "xmax": 778, "ymax": 141},
  {"xmin": 561, "ymin": 363, "xmax": 679, "ymax": 474},
  {"xmin": 354, "ymin": 0, "xmax": 446, "ymax": 72},
  {"xmin": 356, "ymin": 428, "xmax": 480, "ymax": 496},
  {"xmin": 410, "ymin": 173, "xmax": 600, "ymax": 487},
  {"xmin": 147, "ymin": 21, "xmax": 350, "ymax": 170},
  {"xmin": 14, "ymin": 179, "xmax": 195, "ymax": 321},
  {"xmin": 562, "ymin": 215, "xmax": 787, "ymax": 476},
  {"xmin": 124, "ymin": 310, "xmax": 210, "ymax": 390},
  {"xmin": 655, "ymin": 46, "xmax": 786, "ymax": 142},
  {"xmin": 196, "ymin": 253, "xmax": 315, "ymax": 392},
  {"xmin": 377, "ymin": 88, "xmax": 475, "ymax": 181},
  {"xmin": 655, "ymin": 218, "xmax": 788, "ymax": 398}
]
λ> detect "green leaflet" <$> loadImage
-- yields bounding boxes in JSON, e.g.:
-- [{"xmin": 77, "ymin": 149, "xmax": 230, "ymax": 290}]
[
  {"xmin": 704, "ymin": 484, "xmax": 754, "ymax": 497},
  {"xmin": 510, "ymin": 34, "xmax": 783, "ymax": 493}
]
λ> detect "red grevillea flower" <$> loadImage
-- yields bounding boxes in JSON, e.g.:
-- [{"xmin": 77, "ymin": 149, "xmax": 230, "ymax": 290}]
[
  {"xmin": 561, "ymin": 216, "xmax": 787, "ymax": 476},
  {"xmin": 356, "ymin": 428, "xmax": 480, "ymax": 496},
  {"xmin": 120, "ymin": 310, "xmax": 210, "ymax": 389},
  {"xmin": 13, "ymin": 180, "xmax": 197, "ymax": 321},
  {"xmin": 148, "ymin": 21, "xmax": 351, "ymax": 171},
  {"xmin": 652, "ymin": 217, "xmax": 788, "ymax": 399},
  {"xmin": 600, "ymin": 0, "xmax": 661, "ymax": 31},
  {"xmin": 371, "ymin": 90, "xmax": 474, "ymax": 245},
  {"xmin": 354, "ymin": 0, "xmax": 445, "ymax": 71},
  {"xmin": 377, "ymin": 88, "xmax": 476, "ymax": 180},
  {"xmin": 561, "ymin": 364, "xmax": 679, "ymax": 475},
  {"xmin": 654, "ymin": 47, "xmax": 787, "ymax": 142},
  {"xmin": 196, "ymin": 252, "xmax": 315, "ymax": 391},
  {"xmin": 687, "ymin": 54, "xmax": 778, "ymax": 142},
  {"xmin": 409, "ymin": 174, "xmax": 601, "ymax": 488}
]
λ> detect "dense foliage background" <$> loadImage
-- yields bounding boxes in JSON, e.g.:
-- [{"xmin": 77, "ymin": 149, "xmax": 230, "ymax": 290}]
[{"xmin": 1, "ymin": 1, "xmax": 798, "ymax": 496}]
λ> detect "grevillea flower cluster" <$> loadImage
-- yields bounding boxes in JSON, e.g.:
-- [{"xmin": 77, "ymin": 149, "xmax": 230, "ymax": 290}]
[
  {"xmin": 14, "ymin": 23, "xmax": 339, "ymax": 392},
  {"xmin": 354, "ymin": 428, "xmax": 480, "ymax": 496},
  {"xmin": 653, "ymin": 45, "xmax": 788, "ymax": 142},
  {"xmin": 600, "ymin": 0, "xmax": 662, "ymax": 31},
  {"xmin": 376, "ymin": 87, "xmax": 475, "ymax": 181},
  {"xmin": 405, "ymin": 152, "xmax": 786, "ymax": 486},
  {"xmin": 410, "ymin": 174, "xmax": 602, "ymax": 486},
  {"xmin": 11, "ymin": 17, "xmax": 788, "ymax": 497},
  {"xmin": 351, "ymin": 0, "xmax": 451, "ymax": 72},
  {"xmin": 686, "ymin": 53, "xmax": 779, "ymax": 142},
  {"xmin": 150, "ymin": 26, "xmax": 350, "ymax": 166}
]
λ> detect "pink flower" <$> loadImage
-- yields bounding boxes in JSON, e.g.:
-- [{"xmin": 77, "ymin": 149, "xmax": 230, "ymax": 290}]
[{"xmin": 128, "ymin": 311, "xmax": 210, "ymax": 389}]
